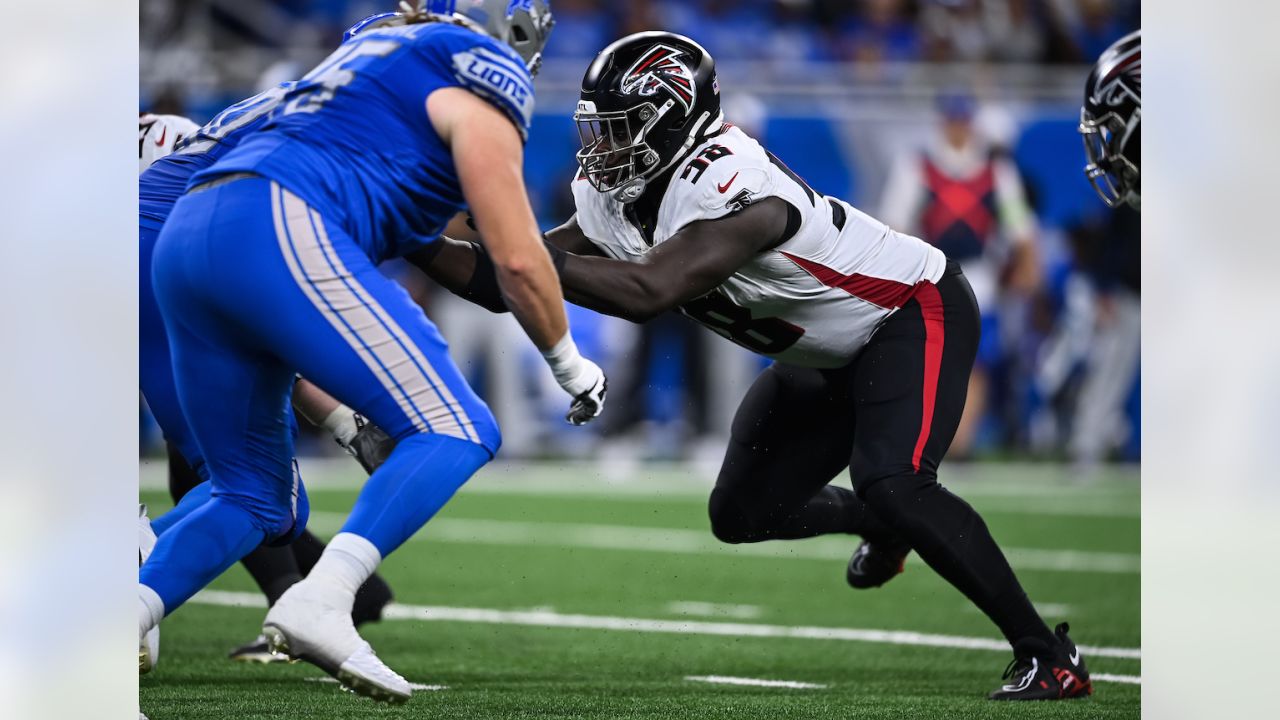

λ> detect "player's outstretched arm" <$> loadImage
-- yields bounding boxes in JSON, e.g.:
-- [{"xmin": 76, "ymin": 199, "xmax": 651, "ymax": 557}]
[
  {"xmin": 553, "ymin": 198, "xmax": 791, "ymax": 323},
  {"xmin": 427, "ymin": 87, "xmax": 606, "ymax": 425},
  {"xmin": 408, "ymin": 214, "xmax": 606, "ymax": 314}
]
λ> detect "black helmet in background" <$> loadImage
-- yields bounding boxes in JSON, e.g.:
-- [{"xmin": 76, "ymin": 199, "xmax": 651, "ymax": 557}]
[
  {"xmin": 1080, "ymin": 30, "xmax": 1141, "ymax": 210},
  {"xmin": 575, "ymin": 32, "xmax": 723, "ymax": 203}
]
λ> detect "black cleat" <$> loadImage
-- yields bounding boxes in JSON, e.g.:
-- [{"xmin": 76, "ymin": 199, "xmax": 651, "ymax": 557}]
[
  {"xmin": 845, "ymin": 539, "xmax": 910, "ymax": 589},
  {"xmin": 989, "ymin": 623, "xmax": 1093, "ymax": 701}
]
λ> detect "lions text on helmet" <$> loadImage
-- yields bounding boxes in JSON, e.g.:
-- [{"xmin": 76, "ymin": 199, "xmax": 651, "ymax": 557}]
[
  {"xmin": 574, "ymin": 32, "xmax": 722, "ymax": 203},
  {"xmin": 1079, "ymin": 30, "xmax": 1140, "ymax": 210}
]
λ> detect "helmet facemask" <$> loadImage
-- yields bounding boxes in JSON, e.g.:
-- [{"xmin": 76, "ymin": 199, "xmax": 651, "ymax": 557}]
[
  {"xmin": 575, "ymin": 100, "xmax": 671, "ymax": 202},
  {"xmin": 1080, "ymin": 106, "xmax": 1140, "ymax": 210}
]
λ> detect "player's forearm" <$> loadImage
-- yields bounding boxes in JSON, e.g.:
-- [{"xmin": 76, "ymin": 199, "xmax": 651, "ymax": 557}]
[
  {"xmin": 291, "ymin": 378, "xmax": 343, "ymax": 426},
  {"xmin": 494, "ymin": 247, "xmax": 568, "ymax": 352},
  {"xmin": 557, "ymin": 253, "xmax": 671, "ymax": 323}
]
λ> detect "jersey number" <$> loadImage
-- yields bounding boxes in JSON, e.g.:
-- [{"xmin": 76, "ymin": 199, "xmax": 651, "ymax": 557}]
[
  {"xmin": 680, "ymin": 291, "xmax": 804, "ymax": 355},
  {"xmin": 283, "ymin": 38, "xmax": 402, "ymax": 115},
  {"xmin": 680, "ymin": 144, "xmax": 734, "ymax": 184},
  {"xmin": 179, "ymin": 83, "xmax": 294, "ymax": 155}
]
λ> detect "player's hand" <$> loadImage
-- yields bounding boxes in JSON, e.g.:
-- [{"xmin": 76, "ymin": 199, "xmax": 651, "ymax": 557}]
[
  {"xmin": 340, "ymin": 414, "xmax": 398, "ymax": 474},
  {"xmin": 542, "ymin": 334, "xmax": 608, "ymax": 425},
  {"xmin": 565, "ymin": 365, "xmax": 607, "ymax": 426}
]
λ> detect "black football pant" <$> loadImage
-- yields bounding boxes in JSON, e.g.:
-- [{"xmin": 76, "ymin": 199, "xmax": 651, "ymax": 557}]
[
  {"xmin": 166, "ymin": 443, "xmax": 391, "ymax": 626},
  {"xmin": 709, "ymin": 262, "xmax": 1052, "ymax": 647}
]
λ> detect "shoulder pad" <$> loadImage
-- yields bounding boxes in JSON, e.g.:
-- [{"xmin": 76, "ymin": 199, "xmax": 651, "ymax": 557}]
[
  {"xmin": 447, "ymin": 34, "xmax": 535, "ymax": 139},
  {"xmin": 663, "ymin": 133, "xmax": 774, "ymax": 230}
]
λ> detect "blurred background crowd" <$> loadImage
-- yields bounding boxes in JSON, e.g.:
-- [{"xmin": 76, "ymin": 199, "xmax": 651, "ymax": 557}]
[{"xmin": 140, "ymin": 0, "xmax": 1141, "ymax": 470}]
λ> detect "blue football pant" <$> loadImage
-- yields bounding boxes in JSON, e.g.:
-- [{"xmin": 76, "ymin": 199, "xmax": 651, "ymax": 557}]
[{"xmin": 141, "ymin": 177, "xmax": 498, "ymax": 614}]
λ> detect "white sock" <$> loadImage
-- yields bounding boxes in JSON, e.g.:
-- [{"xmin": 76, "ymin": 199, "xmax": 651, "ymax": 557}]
[
  {"xmin": 139, "ymin": 584, "xmax": 164, "ymax": 640},
  {"xmin": 307, "ymin": 533, "xmax": 381, "ymax": 598},
  {"xmin": 322, "ymin": 406, "xmax": 360, "ymax": 447}
]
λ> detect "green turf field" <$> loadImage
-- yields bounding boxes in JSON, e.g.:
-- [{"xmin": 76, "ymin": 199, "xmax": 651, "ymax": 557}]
[{"xmin": 139, "ymin": 460, "xmax": 1140, "ymax": 719}]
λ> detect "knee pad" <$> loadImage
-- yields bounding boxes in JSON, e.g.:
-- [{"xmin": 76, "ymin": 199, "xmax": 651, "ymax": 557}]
[{"xmin": 707, "ymin": 487, "xmax": 757, "ymax": 544}]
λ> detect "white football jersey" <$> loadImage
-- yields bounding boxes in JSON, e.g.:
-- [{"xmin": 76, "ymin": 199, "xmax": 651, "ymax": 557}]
[
  {"xmin": 139, "ymin": 113, "xmax": 200, "ymax": 174},
  {"xmin": 571, "ymin": 124, "xmax": 947, "ymax": 368}
]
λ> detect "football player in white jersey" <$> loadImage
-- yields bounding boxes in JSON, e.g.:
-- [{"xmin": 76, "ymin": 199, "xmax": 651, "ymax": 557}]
[{"xmin": 418, "ymin": 32, "xmax": 1093, "ymax": 701}]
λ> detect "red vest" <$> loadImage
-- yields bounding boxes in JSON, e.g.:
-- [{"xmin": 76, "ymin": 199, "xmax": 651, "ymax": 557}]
[{"xmin": 919, "ymin": 154, "xmax": 997, "ymax": 262}]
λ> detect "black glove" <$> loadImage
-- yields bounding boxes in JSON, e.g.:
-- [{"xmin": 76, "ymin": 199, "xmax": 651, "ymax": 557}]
[{"xmin": 345, "ymin": 414, "xmax": 398, "ymax": 475}]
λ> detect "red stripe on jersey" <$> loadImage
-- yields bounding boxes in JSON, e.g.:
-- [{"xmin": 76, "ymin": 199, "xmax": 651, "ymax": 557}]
[
  {"xmin": 911, "ymin": 283, "xmax": 945, "ymax": 473},
  {"xmin": 780, "ymin": 252, "xmax": 919, "ymax": 309}
]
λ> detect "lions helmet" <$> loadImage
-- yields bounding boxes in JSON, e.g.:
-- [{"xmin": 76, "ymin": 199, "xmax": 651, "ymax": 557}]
[
  {"xmin": 419, "ymin": 1, "xmax": 555, "ymax": 75},
  {"xmin": 1080, "ymin": 30, "xmax": 1141, "ymax": 209},
  {"xmin": 575, "ymin": 31, "xmax": 723, "ymax": 203}
]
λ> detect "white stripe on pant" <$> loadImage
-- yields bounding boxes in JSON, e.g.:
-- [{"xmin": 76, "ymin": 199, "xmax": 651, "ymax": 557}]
[{"xmin": 271, "ymin": 182, "xmax": 476, "ymax": 443}]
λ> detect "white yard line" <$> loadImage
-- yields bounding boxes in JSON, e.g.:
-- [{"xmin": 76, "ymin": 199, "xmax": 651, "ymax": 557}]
[
  {"xmin": 686, "ymin": 675, "xmax": 826, "ymax": 689},
  {"xmin": 1092, "ymin": 673, "xmax": 1142, "ymax": 685},
  {"xmin": 305, "ymin": 677, "xmax": 447, "ymax": 691},
  {"xmin": 302, "ymin": 512, "xmax": 1140, "ymax": 575},
  {"xmin": 667, "ymin": 601, "xmax": 764, "ymax": 620},
  {"xmin": 191, "ymin": 590, "xmax": 1141, "ymax": 665}
]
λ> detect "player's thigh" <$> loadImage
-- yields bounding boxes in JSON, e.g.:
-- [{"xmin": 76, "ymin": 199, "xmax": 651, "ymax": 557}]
[
  {"xmin": 715, "ymin": 362, "xmax": 854, "ymax": 510},
  {"xmin": 240, "ymin": 184, "xmax": 500, "ymax": 453},
  {"xmin": 160, "ymin": 286, "xmax": 301, "ymax": 538},
  {"xmin": 849, "ymin": 264, "xmax": 979, "ymax": 489}
]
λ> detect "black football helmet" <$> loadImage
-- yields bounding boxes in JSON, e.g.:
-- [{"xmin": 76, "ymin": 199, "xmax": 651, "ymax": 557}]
[
  {"xmin": 575, "ymin": 32, "xmax": 723, "ymax": 203},
  {"xmin": 1080, "ymin": 30, "xmax": 1141, "ymax": 210}
]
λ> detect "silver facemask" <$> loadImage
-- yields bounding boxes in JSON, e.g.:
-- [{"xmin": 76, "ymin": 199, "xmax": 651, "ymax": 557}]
[{"xmin": 1080, "ymin": 106, "xmax": 1140, "ymax": 210}]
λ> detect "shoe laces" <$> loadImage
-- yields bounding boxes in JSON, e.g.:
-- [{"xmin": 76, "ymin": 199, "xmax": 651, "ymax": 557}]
[{"xmin": 1001, "ymin": 655, "xmax": 1037, "ymax": 681}]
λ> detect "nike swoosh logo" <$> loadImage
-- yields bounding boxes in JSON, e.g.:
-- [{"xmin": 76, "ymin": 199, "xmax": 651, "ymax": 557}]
[
  {"xmin": 717, "ymin": 172, "xmax": 739, "ymax": 194},
  {"xmin": 155, "ymin": 126, "xmax": 167, "ymax": 147},
  {"xmin": 1069, "ymin": 648, "xmax": 1081, "ymax": 666}
]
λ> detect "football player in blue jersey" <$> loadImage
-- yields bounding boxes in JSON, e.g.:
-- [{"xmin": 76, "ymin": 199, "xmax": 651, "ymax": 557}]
[
  {"xmin": 137, "ymin": 17, "xmax": 414, "ymax": 668},
  {"xmin": 138, "ymin": 1, "xmax": 604, "ymax": 703}
]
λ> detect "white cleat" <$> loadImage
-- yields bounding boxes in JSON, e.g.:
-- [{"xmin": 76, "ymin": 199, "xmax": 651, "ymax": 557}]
[
  {"xmin": 262, "ymin": 582, "xmax": 411, "ymax": 704},
  {"xmin": 138, "ymin": 505, "xmax": 160, "ymax": 674}
]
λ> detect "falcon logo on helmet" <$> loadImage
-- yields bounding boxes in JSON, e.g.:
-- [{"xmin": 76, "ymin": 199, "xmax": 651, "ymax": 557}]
[
  {"xmin": 619, "ymin": 45, "xmax": 697, "ymax": 114},
  {"xmin": 1092, "ymin": 48, "xmax": 1141, "ymax": 108}
]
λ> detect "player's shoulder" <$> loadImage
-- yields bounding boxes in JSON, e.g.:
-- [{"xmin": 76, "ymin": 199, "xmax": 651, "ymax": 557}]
[
  {"xmin": 661, "ymin": 125, "xmax": 775, "ymax": 225},
  {"xmin": 139, "ymin": 113, "xmax": 201, "ymax": 173},
  {"xmin": 414, "ymin": 22, "xmax": 535, "ymax": 137}
]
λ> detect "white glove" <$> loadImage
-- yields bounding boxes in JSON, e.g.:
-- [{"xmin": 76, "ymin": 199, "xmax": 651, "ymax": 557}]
[{"xmin": 542, "ymin": 334, "xmax": 608, "ymax": 425}]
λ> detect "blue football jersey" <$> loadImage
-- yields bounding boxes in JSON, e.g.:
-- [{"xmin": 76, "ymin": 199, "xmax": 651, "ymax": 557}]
[
  {"xmin": 195, "ymin": 22, "xmax": 535, "ymax": 263},
  {"xmin": 139, "ymin": 83, "xmax": 295, "ymax": 231}
]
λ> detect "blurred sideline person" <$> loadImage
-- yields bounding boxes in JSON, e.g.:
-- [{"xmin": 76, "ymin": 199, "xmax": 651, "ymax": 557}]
[
  {"xmin": 879, "ymin": 91, "xmax": 1040, "ymax": 455},
  {"xmin": 422, "ymin": 31, "xmax": 1091, "ymax": 701},
  {"xmin": 141, "ymin": 100, "xmax": 400, "ymax": 670},
  {"xmin": 140, "ymin": 1, "xmax": 607, "ymax": 704}
]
